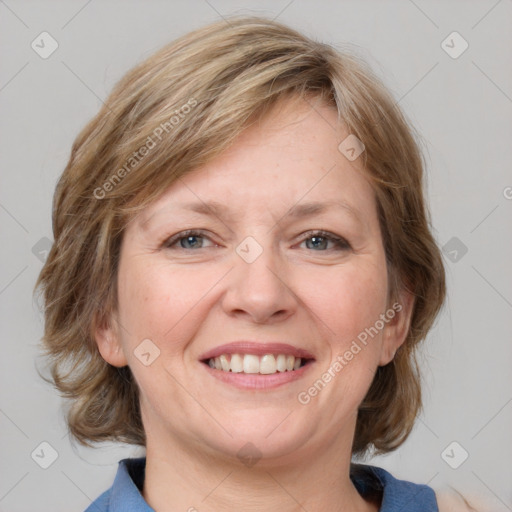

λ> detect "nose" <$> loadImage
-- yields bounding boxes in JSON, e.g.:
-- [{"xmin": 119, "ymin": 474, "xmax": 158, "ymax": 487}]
[{"xmin": 221, "ymin": 240, "xmax": 297, "ymax": 324}]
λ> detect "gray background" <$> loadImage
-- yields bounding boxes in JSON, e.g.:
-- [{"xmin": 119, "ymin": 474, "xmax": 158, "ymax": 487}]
[{"xmin": 1, "ymin": 1, "xmax": 511, "ymax": 511}]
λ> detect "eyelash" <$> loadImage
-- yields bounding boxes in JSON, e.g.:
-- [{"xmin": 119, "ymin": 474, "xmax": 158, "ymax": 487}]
[{"xmin": 163, "ymin": 229, "xmax": 351, "ymax": 251}]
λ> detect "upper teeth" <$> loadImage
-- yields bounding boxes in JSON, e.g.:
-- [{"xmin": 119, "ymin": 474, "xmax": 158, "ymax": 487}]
[{"xmin": 208, "ymin": 354, "xmax": 303, "ymax": 374}]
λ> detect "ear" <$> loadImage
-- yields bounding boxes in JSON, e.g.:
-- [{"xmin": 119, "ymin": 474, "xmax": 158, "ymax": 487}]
[
  {"xmin": 379, "ymin": 288, "xmax": 415, "ymax": 366},
  {"xmin": 94, "ymin": 311, "xmax": 128, "ymax": 367}
]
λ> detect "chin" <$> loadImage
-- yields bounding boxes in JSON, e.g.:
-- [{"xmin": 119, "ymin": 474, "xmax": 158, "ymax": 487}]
[{"xmin": 196, "ymin": 414, "xmax": 317, "ymax": 466}]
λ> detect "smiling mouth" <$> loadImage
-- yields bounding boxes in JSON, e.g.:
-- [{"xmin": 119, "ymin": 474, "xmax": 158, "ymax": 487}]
[{"xmin": 202, "ymin": 353, "xmax": 313, "ymax": 375}]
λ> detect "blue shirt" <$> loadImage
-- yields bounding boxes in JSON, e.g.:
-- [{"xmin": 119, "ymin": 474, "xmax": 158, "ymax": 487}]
[{"xmin": 85, "ymin": 457, "xmax": 439, "ymax": 511}]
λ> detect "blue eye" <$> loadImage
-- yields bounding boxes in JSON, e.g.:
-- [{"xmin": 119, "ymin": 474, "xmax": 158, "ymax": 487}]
[
  {"xmin": 300, "ymin": 231, "xmax": 351, "ymax": 251},
  {"xmin": 163, "ymin": 229, "xmax": 351, "ymax": 252},
  {"xmin": 164, "ymin": 230, "xmax": 213, "ymax": 249}
]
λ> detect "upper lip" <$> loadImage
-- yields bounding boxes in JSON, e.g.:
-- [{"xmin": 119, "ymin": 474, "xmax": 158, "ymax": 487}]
[{"xmin": 199, "ymin": 341, "xmax": 316, "ymax": 361}]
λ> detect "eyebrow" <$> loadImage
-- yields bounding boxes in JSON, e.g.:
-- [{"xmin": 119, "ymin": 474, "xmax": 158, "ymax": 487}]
[
  {"xmin": 140, "ymin": 198, "xmax": 365, "ymax": 233},
  {"xmin": 166, "ymin": 199, "xmax": 364, "ymax": 225},
  {"xmin": 285, "ymin": 201, "xmax": 362, "ymax": 223}
]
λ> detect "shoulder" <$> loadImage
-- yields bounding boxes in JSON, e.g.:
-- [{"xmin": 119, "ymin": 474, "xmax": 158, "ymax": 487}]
[
  {"xmin": 352, "ymin": 463, "xmax": 499, "ymax": 512},
  {"xmin": 435, "ymin": 488, "xmax": 496, "ymax": 512},
  {"xmin": 83, "ymin": 457, "xmax": 149, "ymax": 512},
  {"xmin": 351, "ymin": 463, "xmax": 438, "ymax": 511},
  {"xmin": 84, "ymin": 489, "xmax": 110, "ymax": 512}
]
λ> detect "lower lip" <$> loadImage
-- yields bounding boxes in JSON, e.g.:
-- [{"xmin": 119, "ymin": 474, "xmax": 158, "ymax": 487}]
[{"xmin": 201, "ymin": 361, "xmax": 314, "ymax": 390}]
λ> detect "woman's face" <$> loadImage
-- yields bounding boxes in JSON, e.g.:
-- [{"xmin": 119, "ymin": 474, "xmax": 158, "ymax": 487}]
[{"xmin": 97, "ymin": 96, "xmax": 411, "ymax": 464}]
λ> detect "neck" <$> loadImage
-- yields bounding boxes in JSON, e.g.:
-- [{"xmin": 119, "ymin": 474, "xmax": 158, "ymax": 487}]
[{"xmin": 141, "ymin": 428, "xmax": 379, "ymax": 512}]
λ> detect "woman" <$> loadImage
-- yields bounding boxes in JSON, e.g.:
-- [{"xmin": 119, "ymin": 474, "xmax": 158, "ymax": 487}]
[{"xmin": 35, "ymin": 15, "xmax": 481, "ymax": 512}]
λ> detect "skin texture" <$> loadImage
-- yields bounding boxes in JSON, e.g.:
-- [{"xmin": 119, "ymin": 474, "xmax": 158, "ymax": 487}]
[{"xmin": 95, "ymin": 96, "xmax": 414, "ymax": 512}]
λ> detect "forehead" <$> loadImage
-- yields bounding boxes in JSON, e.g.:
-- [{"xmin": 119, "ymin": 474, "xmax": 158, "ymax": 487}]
[{"xmin": 136, "ymin": 96, "xmax": 376, "ymax": 228}]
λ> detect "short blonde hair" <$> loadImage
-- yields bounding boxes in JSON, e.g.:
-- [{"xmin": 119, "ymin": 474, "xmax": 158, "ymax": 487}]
[{"xmin": 35, "ymin": 15, "xmax": 445, "ymax": 456}]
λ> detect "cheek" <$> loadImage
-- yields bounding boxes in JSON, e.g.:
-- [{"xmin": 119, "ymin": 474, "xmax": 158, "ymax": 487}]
[
  {"xmin": 117, "ymin": 261, "xmax": 219, "ymax": 352},
  {"xmin": 302, "ymin": 261, "xmax": 388, "ymax": 346}
]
